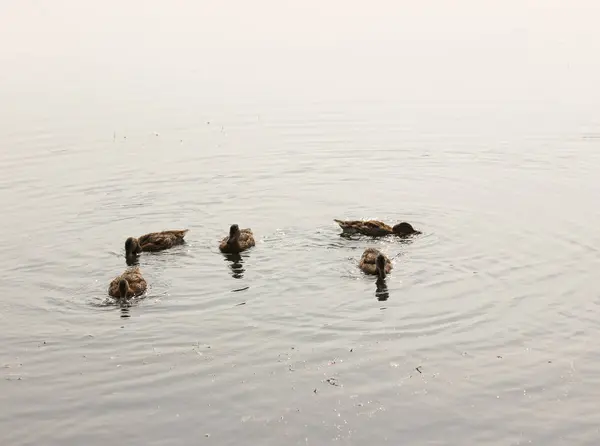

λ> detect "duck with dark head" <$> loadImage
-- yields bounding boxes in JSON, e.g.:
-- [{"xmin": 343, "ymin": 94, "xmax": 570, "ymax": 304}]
[
  {"xmin": 219, "ymin": 224, "xmax": 255, "ymax": 254},
  {"xmin": 125, "ymin": 237, "xmax": 142, "ymax": 263},
  {"xmin": 359, "ymin": 248, "xmax": 393, "ymax": 279},
  {"xmin": 124, "ymin": 230, "xmax": 189, "ymax": 260},
  {"xmin": 108, "ymin": 266, "xmax": 147, "ymax": 299}
]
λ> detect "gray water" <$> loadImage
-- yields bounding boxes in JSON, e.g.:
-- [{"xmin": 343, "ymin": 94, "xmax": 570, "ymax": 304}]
[{"xmin": 2, "ymin": 2, "xmax": 600, "ymax": 445}]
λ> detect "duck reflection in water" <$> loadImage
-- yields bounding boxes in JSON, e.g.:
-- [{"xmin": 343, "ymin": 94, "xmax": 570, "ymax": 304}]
[
  {"xmin": 375, "ymin": 277, "xmax": 390, "ymax": 301},
  {"xmin": 119, "ymin": 302, "xmax": 131, "ymax": 318},
  {"xmin": 224, "ymin": 252, "xmax": 246, "ymax": 279},
  {"xmin": 125, "ymin": 255, "xmax": 140, "ymax": 267}
]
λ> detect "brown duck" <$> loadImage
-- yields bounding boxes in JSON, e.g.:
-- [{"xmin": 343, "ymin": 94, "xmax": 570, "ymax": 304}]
[
  {"xmin": 219, "ymin": 224, "xmax": 255, "ymax": 254},
  {"xmin": 334, "ymin": 219, "xmax": 420, "ymax": 237},
  {"xmin": 108, "ymin": 266, "xmax": 147, "ymax": 299},
  {"xmin": 125, "ymin": 230, "xmax": 189, "ymax": 258},
  {"xmin": 359, "ymin": 248, "xmax": 393, "ymax": 279}
]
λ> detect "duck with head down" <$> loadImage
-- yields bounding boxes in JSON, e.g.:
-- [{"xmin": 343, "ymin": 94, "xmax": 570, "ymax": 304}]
[
  {"xmin": 108, "ymin": 266, "xmax": 147, "ymax": 299},
  {"xmin": 219, "ymin": 224, "xmax": 255, "ymax": 254},
  {"xmin": 359, "ymin": 248, "xmax": 393, "ymax": 279},
  {"xmin": 124, "ymin": 229, "xmax": 189, "ymax": 260},
  {"xmin": 334, "ymin": 219, "xmax": 420, "ymax": 237}
]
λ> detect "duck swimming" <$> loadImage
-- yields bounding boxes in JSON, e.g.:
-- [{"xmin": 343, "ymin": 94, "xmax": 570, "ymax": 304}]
[
  {"xmin": 125, "ymin": 230, "xmax": 189, "ymax": 258},
  {"xmin": 219, "ymin": 224, "xmax": 255, "ymax": 254},
  {"xmin": 334, "ymin": 219, "xmax": 420, "ymax": 237},
  {"xmin": 359, "ymin": 248, "xmax": 393, "ymax": 279},
  {"xmin": 108, "ymin": 266, "xmax": 147, "ymax": 299}
]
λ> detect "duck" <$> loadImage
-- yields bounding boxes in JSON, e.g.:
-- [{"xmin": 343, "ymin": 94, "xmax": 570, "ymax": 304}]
[
  {"xmin": 359, "ymin": 248, "xmax": 393, "ymax": 279},
  {"xmin": 334, "ymin": 219, "xmax": 420, "ymax": 237},
  {"xmin": 219, "ymin": 224, "xmax": 255, "ymax": 254},
  {"xmin": 108, "ymin": 266, "xmax": 147, "ymax": 299},
  {"xmin": 125, "ymin": 230, "xmax": 189, "ymax": 258}
]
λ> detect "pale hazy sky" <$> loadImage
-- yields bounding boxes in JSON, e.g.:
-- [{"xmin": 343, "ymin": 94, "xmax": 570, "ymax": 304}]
[{"xmin": 1, "ymin": 1, "xmax": 599, "ymax": 109}]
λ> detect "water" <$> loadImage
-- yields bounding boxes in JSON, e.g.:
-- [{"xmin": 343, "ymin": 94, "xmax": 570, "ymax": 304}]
[{"xmin": 2, "ymin": 1, "xmax": 600, "ymax": 444}]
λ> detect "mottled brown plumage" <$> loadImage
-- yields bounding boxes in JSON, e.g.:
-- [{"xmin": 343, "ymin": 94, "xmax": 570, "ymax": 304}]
[
  {"xmin": 359, "ymin": 248, "xmax": 393, "ymax": 279},
  {"xmin": 108, "ymin": 266, "xmax": 147, "ymax": 299},
  {"xmin": 334, "ymin": 219, "xmax": 420, "ymax": 237},
  {"xmin": 219, "ymin": 224, "xmax": 255, "ymax": 254},
  {"xmin": 125, "ymin": 230, "xmax": 188, "ymax": 257}
]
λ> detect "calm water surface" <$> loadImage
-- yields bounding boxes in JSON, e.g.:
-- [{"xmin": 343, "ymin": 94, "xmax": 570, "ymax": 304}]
[{"xmin": 2, "ymin": 1, "xmax": 600, "ymax": 445}]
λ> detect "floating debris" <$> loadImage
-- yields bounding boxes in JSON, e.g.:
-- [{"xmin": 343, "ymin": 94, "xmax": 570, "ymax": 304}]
[
  {"xmin": 416, "ymin": 366, "xmax": 422, "ymax": 374},
  {"xmin": 325, "ymin": 377, "xmax": 340, "ymax": 387}
]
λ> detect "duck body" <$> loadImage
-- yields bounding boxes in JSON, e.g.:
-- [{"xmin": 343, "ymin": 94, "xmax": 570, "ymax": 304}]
[
  {"xmin": 125, "ymin": 230, "xmax": 188, "ymax": 257},
  {"xmin": 359, "ymin": 248, "xmax": 393, "ymax": 278},
  {"xmin": 335, "ymin": 219, "xmax": 394, "ymax": 236},
  {"xmin": 219, "ymin": 224, "xmax": 255, "ymax": 254},
  {"xmin": 334, "ymin": 219, "xmax": 420, "ymax": 237},
  {"xmin": 108, "ymin": 266, "xmax": 147, "ymax": 299}
]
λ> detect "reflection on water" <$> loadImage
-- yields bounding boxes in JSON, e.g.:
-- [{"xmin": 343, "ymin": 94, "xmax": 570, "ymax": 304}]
[
  {"xmin": 119, "ymin": 302, "xmax": 131, "ymax": 318},
  {"xmin": 224, "ymin": 252, "xmax": 245, "ymax": 279},
  {"xmin": 125, "ymin": 255, "xmax": 140, "ymax": 267},
  {"xmin": 90, "ymin": 295, "xmax": 146, "ymax": 318},
  {"xmin": 375, "ymin": 277, "xmax": 389, "ymax": 301},
  {"xmin": 338, "ymin": 232, "xmax": 420, "ymax": 248}
]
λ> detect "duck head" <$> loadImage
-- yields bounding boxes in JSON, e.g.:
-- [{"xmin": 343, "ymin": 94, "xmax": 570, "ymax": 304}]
[
  {"xmin": 227, "ymin": 224, "xmax": 240, "ymax": 246},
  {"xmin": 392, "ymin": 222, "xmax": 420, "ymax": 236},
  {"xmin": 118, "ymin": 279, "xmax": 130, "ymax": 299},
  {"xmin": 376, "ymin": 254, "xmax": 387, "ymax": 279},
  {"xmin": 125, "ymin": 237, "xmax": 141, "ymax": 257}
]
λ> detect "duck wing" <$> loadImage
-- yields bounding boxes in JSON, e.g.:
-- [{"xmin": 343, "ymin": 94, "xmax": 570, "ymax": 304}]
[
  {"xmin": 239, "ymin": 229, "xmax": 256, "ymax": 249},
  {"xmin": 108, "ymin": 275, "xmax": 121, "ymax": 297}
]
